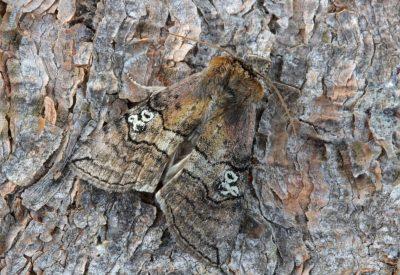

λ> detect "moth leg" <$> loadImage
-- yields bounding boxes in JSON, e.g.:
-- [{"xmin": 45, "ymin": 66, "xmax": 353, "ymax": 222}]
[{"xmin": 127, "ymin": 75, "xmax": 166, "ymax": 94}]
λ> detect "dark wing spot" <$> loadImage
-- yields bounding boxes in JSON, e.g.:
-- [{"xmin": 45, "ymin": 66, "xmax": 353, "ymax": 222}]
[{"xmin": 136, "ymin": 124, "xmax": 146, "ymax": 132}]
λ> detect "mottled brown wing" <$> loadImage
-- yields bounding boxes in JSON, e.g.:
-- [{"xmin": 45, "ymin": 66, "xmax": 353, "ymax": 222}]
[
  {"xmin": 156, "ymin": 104, "xmax": 257, "ymax": 265},
  {"xmin": 70, "ymin": 73, "xmax": 212, "ymax": 192}
]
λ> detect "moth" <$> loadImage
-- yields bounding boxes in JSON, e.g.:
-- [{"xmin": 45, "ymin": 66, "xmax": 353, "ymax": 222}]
[{"xmin": 70, "ymin": 56, "xmax": 264, "ymax": 265}]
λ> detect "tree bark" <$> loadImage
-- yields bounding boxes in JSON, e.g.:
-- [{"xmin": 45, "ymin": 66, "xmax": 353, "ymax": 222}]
[{"xmin": 0, "ymin": 0, "xmax": 399, "ymax": 274}]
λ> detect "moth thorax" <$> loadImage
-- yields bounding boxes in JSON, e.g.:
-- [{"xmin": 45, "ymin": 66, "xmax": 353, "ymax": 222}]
[{"xmin": 206, "ymin": 56, "xmax": 264, "ymax": 103}]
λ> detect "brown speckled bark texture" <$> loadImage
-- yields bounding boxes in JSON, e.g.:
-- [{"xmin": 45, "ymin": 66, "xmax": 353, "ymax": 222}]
[{"xmin": 0, "ymin": 0, "xmax": 399, "ymax": 274}]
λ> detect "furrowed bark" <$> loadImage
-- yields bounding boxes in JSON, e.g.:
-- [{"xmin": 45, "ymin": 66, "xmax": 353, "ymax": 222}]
[{"xmin": 0, "ymin": 0, "xmax": 399, "ymax": 274}]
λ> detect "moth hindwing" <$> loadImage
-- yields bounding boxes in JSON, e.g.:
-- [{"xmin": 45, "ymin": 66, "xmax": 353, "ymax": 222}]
[{"xmin": 70, "ymin": 56, "xmax": 263, "ymax": 265}]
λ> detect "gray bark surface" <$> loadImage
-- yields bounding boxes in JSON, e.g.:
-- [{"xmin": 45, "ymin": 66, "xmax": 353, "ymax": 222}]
[{"xmin": 0, "ymin": 0, "xmax": 399, "ymax": 274}]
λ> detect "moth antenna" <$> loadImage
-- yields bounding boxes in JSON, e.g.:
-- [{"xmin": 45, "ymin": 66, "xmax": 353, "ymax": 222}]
[
  {"xmin": 94, "ymin": 107, "xmax": 108, "ymax": 133},
  {"xmin": 166, "ymin": 31, "xmax": 297, "ymax": 135},
  {"xmin": 126, "ymin": 73, "xmax": 166, "ymax": 94},
  {"xmin": 166, "ymin": 31, "xmax": 236, "ymax": 57},
  {"xmin": 246, "ymin": 53, "xmax": 271, "ymax": 62},
  {"xmin": 254, "ymin": 70, "xmax": 298, "ymax": 136}
]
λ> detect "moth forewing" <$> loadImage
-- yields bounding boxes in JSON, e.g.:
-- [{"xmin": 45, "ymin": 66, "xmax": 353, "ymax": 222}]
[
  {"xmin": 70, "ymin": 73, "xmax": 213, "ymax": 193},
  {"xmin": 156, "ymin": 57, "xmax": 263, "ymax": 265}
]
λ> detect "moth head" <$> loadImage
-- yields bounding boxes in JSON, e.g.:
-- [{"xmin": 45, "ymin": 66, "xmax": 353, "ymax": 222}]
[{"xmin": 205, "ymin": 56, "xmax": 264, "ymax": 105}]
